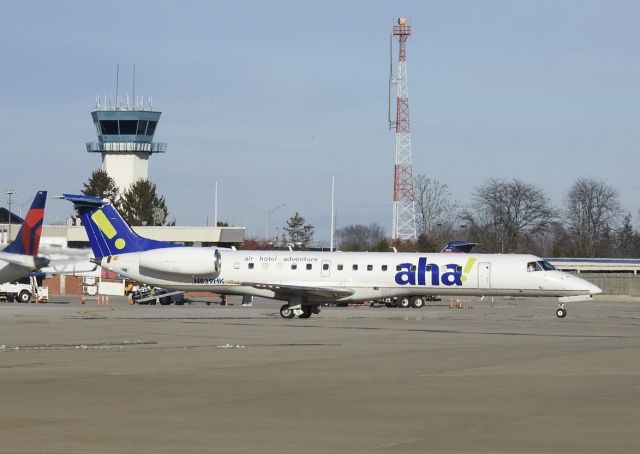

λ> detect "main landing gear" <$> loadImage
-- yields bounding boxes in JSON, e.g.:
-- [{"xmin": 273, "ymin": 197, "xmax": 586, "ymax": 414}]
[
  {"xmin": 556, "ymin": 303, "xmax": 567, "ymax": 318},
  {"xmin": 279, "ymin": 304, "xmax": 321, "ymax": 319}
]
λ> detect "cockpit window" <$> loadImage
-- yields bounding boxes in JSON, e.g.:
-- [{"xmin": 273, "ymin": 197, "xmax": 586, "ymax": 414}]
[
  {"xmin": 527, "ymin": 261, "xmax": 542, "ymax": 272},
  {"xmin": 538, "ymin": 260, "xmax": 556, "ymax": 271}
]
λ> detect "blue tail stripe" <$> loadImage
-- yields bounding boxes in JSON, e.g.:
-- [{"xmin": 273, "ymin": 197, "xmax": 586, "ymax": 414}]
[{"xmin": 63, "ymin": 194, "xmax": 177, "ymax": 258}]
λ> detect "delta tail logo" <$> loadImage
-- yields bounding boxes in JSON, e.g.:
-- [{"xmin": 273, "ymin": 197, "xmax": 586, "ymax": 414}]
[{"xmin": 395, "ymin": 257, "xmax": 477, "ymax": 287}]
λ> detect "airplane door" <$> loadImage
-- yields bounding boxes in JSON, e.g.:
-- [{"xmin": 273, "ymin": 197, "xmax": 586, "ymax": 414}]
[
  {"xmin": 478, "ymin": 262, "xmax": 491, "ymax": 289},
  {"xmin": 321, "ymin": 260, "xmax": 331, "ymax": 278}
]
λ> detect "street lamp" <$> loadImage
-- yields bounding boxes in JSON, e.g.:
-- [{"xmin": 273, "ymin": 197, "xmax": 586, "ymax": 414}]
[
  {"xmin": 249, "ymin": 204, "xmax": 286, "ymax": 241},
  {"xmin": 5, "ymin": 189, "xmax": 17, "ymax": 243}
]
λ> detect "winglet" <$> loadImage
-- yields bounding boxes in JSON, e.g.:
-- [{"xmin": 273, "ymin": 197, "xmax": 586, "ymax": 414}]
[{"xmin": 4, "ymin": 191, "xmax": 47, "ymax": 257}]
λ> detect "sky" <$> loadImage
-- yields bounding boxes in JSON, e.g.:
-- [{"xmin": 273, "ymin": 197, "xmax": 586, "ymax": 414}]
[{"xmin": 1, "ymin": 0, "xmax": 639, "ymax": 244}]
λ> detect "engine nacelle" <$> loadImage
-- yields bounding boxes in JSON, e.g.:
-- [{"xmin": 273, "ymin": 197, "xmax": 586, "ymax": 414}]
[{"xmin": 138, "ymin": 247, "xmax": 221, "ymax": 276}]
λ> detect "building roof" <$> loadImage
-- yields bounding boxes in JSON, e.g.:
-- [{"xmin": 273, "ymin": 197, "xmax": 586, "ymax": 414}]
[{"xmin": 0, "ymin": 208, "xmax": 23, "ymax": 224}]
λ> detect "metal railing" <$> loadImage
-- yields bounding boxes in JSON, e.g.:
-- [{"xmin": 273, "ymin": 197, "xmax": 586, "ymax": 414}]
[{"xmin": 86, "ymin": 142, "xmax": 167, "ymax": 153}]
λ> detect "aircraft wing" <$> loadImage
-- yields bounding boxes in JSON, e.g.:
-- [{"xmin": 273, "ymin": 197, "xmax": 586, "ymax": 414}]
[
  {"xmin": 235, "ymin": 281, "xmax": 355, "ymax": 300},
  {"xmin": 0, "ymin": 251, "xmax": 49, "ymax": 269}
]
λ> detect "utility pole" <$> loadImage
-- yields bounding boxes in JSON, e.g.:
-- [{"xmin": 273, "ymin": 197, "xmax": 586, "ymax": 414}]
[{"xmin": 6, "ymin": 189, "xmax": 16, "ymax": 243}]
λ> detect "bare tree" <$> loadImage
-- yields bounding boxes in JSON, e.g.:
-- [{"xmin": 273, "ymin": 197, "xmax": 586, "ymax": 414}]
[
  {"xmin": 336, "ymin": 223, "xmax": 388, "ymax": 251},
  {"xmin": 413, "ymin": 175, "xmax": 460, "ymax": 244},
  {"xmin": 565, "ymin": 177, "xmax": 622, "ymax": 256},
  {"xmin": 464, "ymin": 178, "xmax": 555, "ymax": 253}
]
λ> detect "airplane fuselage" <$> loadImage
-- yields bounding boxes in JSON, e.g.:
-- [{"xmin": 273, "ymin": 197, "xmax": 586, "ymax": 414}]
[{"xmin": 99, "ymin": 248, "xmax": 600, "ymax": 303}]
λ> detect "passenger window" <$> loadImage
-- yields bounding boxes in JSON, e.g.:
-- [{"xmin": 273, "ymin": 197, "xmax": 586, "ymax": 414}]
[
  {"xmin": 367, "ymin": 265, "xmax": 373, "ymax": 271},
  {"xmin": 352, "ymin": 264, "xmax": 358, "ymax": 271},
  {"xmin": 322, "ymin": 264, "xmax": 329, "ymax": 271},
  {"xmin": 306, "ymin": 264, "xmax": 312, "ymax": 270},
  {"xmin": 291, "ymin": 264, "xmax": 297, "ymax": 270},
  {"xmin": 381, "ymin": 265, "xmax": 388, "ymax": 271},
  {"xmin": 425, "ymin": 265, "xmax": 432, "ymax": 271},
  {"xmin": 410, "ymin": 265, "xmax": 416, "ymax": 272},
  {"xmin": 248, "ymin": 263, "xmax": 254, "ymax": 270},
  {"xmin": 456, "ymin": 266, "xmax": 462, "ymax": 272},
  {"xmin": 337, "ymin": 264, "xmax": 344, "ymax": 271},
  {"xmin": 396, "ymin": 265, "xmax": 402, "ymax": 271}
]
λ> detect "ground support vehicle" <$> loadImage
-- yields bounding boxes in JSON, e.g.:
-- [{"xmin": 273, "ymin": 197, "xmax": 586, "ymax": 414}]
[
  {"xmin": 0, "ymin": 277, "xmax": 48, "ymax": 303},
  {"xmin": 130, "ymin": 286, "xmax": 188, "ymax": 305},
  {"xmin": 376, "ymin": 295, "xmax": 441, "ymax": 309}
]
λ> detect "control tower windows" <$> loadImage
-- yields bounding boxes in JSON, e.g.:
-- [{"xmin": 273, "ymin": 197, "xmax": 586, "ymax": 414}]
[
  {"xmin": 97, "ymin": 119, "xmax": 158, "ymax": 137},
  {"xmin": 100, "ymin": 120, "xmax": 119, "ymax": 135},
  {"xmin": 119, "ymin": 120, "xmax": 138, "ymax": 135},
  {"xmin": 146, "ymin": 121, "xmax": 157, "ymax": 136},
  {"xmin": 136, "ymin": 120, "xmax": 148, "ymax": 135}
]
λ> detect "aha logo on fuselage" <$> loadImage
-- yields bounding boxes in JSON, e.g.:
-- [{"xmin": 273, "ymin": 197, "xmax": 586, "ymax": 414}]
[{"xmin": 395, "ymin": 257, "xmax": 477, "ymax": 287}]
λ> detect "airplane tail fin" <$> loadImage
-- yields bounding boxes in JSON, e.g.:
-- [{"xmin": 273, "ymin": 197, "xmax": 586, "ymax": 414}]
[
  {"xmin": 61, "ymin": 194, "xmax": 176, "ymax": 259},
  {"xmin": 4, "ymin": 191, "xmax": 47, "ymax": 256}
]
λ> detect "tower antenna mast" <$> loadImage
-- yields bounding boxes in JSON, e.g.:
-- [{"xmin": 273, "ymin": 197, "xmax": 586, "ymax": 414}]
[{"xmin": 389, "ymin": 17, "xmax": 417, "ymax": 241}]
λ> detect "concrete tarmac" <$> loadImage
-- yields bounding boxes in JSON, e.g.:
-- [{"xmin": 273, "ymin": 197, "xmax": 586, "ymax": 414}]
[{"xmin": 1, "ymin": 295, "xmax": 639, "ymax": 453}]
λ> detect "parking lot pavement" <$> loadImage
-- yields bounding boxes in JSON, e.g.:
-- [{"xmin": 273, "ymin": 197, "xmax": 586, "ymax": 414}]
[{"xmin": 1, "ymin": 295, "xmax": 639, "ymax": 453}]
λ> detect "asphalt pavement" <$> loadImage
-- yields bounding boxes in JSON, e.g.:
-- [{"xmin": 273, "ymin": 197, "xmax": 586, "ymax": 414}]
[{"xmin": 1, "ymin": 295, "xmax": 639, "ymax": 453}]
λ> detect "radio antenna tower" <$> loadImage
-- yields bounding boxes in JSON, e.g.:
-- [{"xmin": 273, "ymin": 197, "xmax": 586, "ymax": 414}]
[{"xmin": 388, "ymin": 17, "xmax": 417, "ymax": 241}]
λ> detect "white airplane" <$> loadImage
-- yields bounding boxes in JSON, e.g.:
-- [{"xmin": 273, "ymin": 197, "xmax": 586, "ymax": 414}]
[
  {"xmin": 62, "ymin": 194, "xmax": 601, "ymax": 319},
  {"xmin": 0, "ymin": 191, "xmax": 50, "ymax": 283}
]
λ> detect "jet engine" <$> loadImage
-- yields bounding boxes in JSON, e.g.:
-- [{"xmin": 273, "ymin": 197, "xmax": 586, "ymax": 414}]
[{"xmin": 138, "ymin": 248, "xmax": 222, "ymax": 276}]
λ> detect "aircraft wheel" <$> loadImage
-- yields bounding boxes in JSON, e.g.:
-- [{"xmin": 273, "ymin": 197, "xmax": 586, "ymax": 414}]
[
  {"xmin": 280, "ymin": 304, "xmax": 295, "ymax": 319},
  {"xmin": 556, "ymin": 307, "xmax": 567, "ymax": 318},
  {"xmin": 299, "ymin": 306, "xmax": 312, "ymax": 319},
  {"xmin": 410, "ymin": 296, "xmax": 425, "ymax": 308},
  {"xmin": 398, "ymin": 297, "xmax": 411, "ymax": 308},
  {"xmin": 18, "ymin": 291, "xmax": 31, "ymax": 303},
  {"xmin": 311, "ymin": 305, "xmax": 321, "ymax": 314}
]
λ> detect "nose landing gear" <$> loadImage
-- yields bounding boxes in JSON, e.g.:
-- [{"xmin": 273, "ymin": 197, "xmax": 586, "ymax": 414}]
[{"xmin": 556, "ymin": 304, "xmax": 567, "ymax": 318}]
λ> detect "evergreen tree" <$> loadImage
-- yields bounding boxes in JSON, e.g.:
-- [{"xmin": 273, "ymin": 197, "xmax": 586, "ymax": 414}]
[
  {"xmin": 82, "ymin": 169, "xmax": 119, "ymax": 205},
  {"xmin": 616, "ymin": 213, "xmax": 635, "ymax": 257},
  {"xmin": 283, "ymin": 212, "xmax": 314, "ymax": 248},
  {"xmin": 119, "ymin": 179, "xmax": 170, "ymax": 226}
]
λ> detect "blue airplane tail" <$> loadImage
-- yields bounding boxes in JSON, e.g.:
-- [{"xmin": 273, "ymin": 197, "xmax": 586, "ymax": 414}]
[
  {"xmin": 4, "ymin": 191, "xmax": 47, "ymax": 256},
  {"xmin": 62, "ymin": 194, "xmax": 176, "ymax": 259}
]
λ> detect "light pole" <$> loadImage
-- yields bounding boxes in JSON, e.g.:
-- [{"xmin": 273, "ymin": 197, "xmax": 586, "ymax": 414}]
[
  {"xmin": 6, "ymin": 189, "xmax": 17, "ymax": 243},
  {"xmin": 249, "ymin": 204, "xmax": 286, "ymax": 241}
]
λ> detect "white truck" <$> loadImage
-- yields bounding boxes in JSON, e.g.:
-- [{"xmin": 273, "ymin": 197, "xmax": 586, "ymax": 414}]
[{"xmin": 0, "ymin": 277, "xmax": 48, "ymax": 303}]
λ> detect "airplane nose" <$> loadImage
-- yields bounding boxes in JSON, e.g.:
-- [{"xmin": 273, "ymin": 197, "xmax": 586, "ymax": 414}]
[{"xmin": 589, "ymin": 282, "xmax": 602, "ymax": 295}]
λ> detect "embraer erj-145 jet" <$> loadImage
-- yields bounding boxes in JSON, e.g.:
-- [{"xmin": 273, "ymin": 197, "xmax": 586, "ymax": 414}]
[
  {"xmin": 63, "ymin": 194, "xmax": 601, "ymax": 319},
  {"xmin": 0, "ymin": 191, "xmax": 49, "ymax": 283}
]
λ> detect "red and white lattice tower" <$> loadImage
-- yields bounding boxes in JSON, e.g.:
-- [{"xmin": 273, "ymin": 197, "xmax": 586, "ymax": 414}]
[{"xmin": 390, "ymin": 18, "xmax": 417, "ymax": 240}]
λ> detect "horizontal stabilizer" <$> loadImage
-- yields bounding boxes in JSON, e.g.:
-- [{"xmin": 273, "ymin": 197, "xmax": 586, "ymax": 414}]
[{"xmin": 59, "ymin": 194, "xmax": 109, "ymax": 208}]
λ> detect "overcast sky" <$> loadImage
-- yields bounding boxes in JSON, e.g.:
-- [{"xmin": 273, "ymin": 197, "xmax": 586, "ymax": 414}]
[{"xmin": 1, "ymin": 0, "xmax": 638, "ymax": 243}]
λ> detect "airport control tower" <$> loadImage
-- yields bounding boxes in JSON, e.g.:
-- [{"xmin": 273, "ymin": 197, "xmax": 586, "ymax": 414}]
[{"xmin": 86, "ymin": 97, "xmax": 166, "ymax": 190}]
